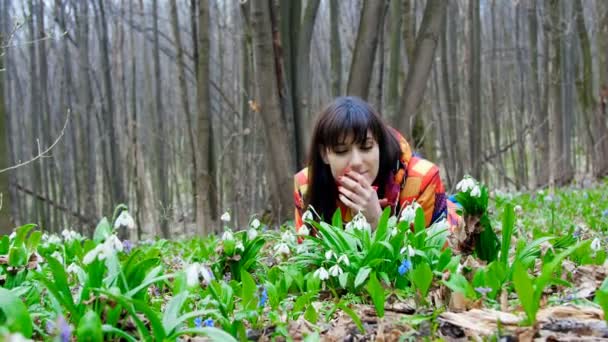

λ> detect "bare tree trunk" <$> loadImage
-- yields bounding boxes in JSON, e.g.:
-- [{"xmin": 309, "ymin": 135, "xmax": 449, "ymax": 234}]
[
  {"xmin": 170, "ymin": 0, "xmax": 198, "ymax": 223},
  {"xmin": 0, "ymin": 20, "xmax": 11, "ymax": 234},
  {"xmin": 98, "ymin": 0, "xmax": 126, "ymax": 211},
  {"xmin": 489, "ymin": 0, "xmax": 504, "ymax": 188},
  {"xmin": 515, "ymin": 2, "xmax": 527, "ymax": 188},
  {"xmin": 397, "ymin": 0, "xmax": 447, "ymax": 142},
  {"xmin": 346, "ymin": 0, "xmax": 385, "ymax": 100},
  {"xmin": 330, "ymin": 0, "xmax": 342, "ymax": 97},
  {"xmin": 197, "ymin": 0, "xmax": 218, "ymax": 233},
  {"xmin": 386, "ymin": 0, "xmax": 402, "ymax": 120},
  {"xmin": 468, "ymin": 0, "xmax": 482, "ymax": 180},
  {"xmin": 129, "ymin": 0, "xmax": 143, "ymax": 239},
  {"xmin": 250, "ymin": 0, "xmax": 295, "ymax": 223}
]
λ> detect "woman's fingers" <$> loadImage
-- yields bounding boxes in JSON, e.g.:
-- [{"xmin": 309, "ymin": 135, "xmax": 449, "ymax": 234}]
[
  {"xmin": 338, "ymin": 186, "xmax": 364, "ymax": 205},
  {"xmin": 338, "ymin": 194, "xmax": 362, "ymax": 212}
]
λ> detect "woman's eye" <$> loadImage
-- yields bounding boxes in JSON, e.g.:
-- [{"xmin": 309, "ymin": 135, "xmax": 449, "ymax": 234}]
[
  {"xmin": 334, "ymin": 149, "xmax": 348, "ymax": 155},
  {"xmin": 361, "ymin": 144, "xmax": 373, "ymax": 150}
]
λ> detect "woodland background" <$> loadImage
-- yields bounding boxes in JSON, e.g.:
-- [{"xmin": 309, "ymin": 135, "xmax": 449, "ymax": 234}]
[{"xmin": 0, "ymin": 0, "xmax": 607, "ymax": 239}]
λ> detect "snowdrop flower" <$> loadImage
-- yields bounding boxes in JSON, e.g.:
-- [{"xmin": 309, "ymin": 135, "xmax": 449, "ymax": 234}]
[
  {"xmin": 297, "ymin": 225, "xmax": 310, "ymax": 236},
  {"xmin": 337, "ymin": 254, "xmax": 350, "ymax": 266},
  {"xmin": 247, "ymin": 228, "xmax": 258, "ymax": 240},
  {"xmin": 83, "ymin": 235, "xmax": 123, "ymax": 264},
  {"xmin": 295, "ymin": 244, "xmax": 309, "ymax": 254},
  {"xmin": 457, "ymin": 263, "xmax": 464, "ymax": 274},
  {"xmin": 114, "ymin": 211, "xmax": 136, "ymax": 230},
  {"xmin": 456, "ymin": 176, "xmax": 477, "ymax": 193},
  {"xmin": 186, "ymin": 262, "xmax": 202, "ymax": 287},
  {"xmin": 220, "ymin": 212, "xmax": 231, "ymax": 222},
  {"xmin": 399, "ymin": 202, "xmax": 421, "ymax": 223},
  {"xmin": 325, "ymin": 250, "xmax": 335, "ymax": 261},
  {"xmin": 250, "ymin": 218, "xmax": 261, "ymax": 229},
  {"xmin": 514, "ymin": 205, "xmax": 523, "ymax": 214},
  {"xmin": 274, "ymin": 242, "xmax": 290, "ymax": 256},
  {"xmin": 314, "ymin": 267, "xmax": 329, "ymax": 280},
  {"xmin": 387, "ymin": 216, "xmax": 397, "ymax": 228},
  {"xmin": 51, "ymin": 251, "xmax": 64, "ymax": 265},
  {"xmin": 329, "ymin": 264, "xmax": 343, "ymax": 277},
  {"xmin": 61, "ymin": 229, "xmax": 82, "ymax": 242},
  {"xmin": 9, "ymin": 232, "xmax": 16, "ymax": 240},
  {"xmin": 591, "ymin": 238, "xmax": 602, "ymax": 252},
  {"xmin": 346, "ymin": 212, "xmax": 371, "ymax": 231},
  {"xmin": 47, "ymin": 234, "xmax": 62, "ymax": 245},
  {"xmin": 470, "ymin": 186, "xmax": 481, "ymax": 198},
  {"xmin": 302, "ymin": 210, "xmax": 313, "ymax": 222},
  {"xmin": 221, "ymin": 231, "xmax": 234, "ymax": 241},
  {"xmin": 235, "ymin": 241, "xmax": 245, "ymax": 252},
  {"xmin": 281, "ymin": 231, "xmax": 295, "ymax": 244}
]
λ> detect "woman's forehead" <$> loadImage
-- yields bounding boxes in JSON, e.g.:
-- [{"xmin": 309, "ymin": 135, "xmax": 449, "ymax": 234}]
[{"xmin": 335, "ymin": 130, "xmax": 375, "ymax": 145}]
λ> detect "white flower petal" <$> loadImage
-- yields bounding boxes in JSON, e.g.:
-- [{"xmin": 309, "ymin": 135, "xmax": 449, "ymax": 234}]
[{"xmin": 220, "ymin": 212, "xmax": 231, "ymax": 222}]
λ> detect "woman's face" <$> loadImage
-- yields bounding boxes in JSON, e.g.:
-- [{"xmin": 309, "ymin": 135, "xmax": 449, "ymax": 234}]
[{"xmin": 321, "ymin": 130, "xmax": 380, "ymax": 185}]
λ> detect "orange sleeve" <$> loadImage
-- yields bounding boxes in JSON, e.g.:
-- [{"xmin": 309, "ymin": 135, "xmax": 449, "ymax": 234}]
[
  {"xmin": 417, "ymin": 171, "xmax": 438, "ymax": 227},
  {"xmin": 294, "ymin": 178, "xmax": 304, "ymax": 231}
]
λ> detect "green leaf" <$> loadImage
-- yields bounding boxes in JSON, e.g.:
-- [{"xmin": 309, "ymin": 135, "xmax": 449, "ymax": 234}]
[
  {"xmin": 14, "ymin": 224, "xmax": 36, "ymax": 245},
  {"xmin": 414, "ymin": 207, "xmax": 426, "ymax": 234},
  {"xmin": 93, "ymin": 218, "xmax": 112, "ymax": 243},
  {"xmin": 373, "ymin": 207, "xmax": 392, "ymax": 243},
  {"xmin": 411, "ymin": 262, "xmax": 433, "ymax": 297},
  {"xmin": 332, "ymin": 209, "xmax": 343, "ymax": 230},
  {"xmin": 0, "ymin": 288, "xmax": 33, "ymax": 338},
  {"xmin": 77, "ymin": 310, "xmax": 103, "ymax": 342},
  {"xmin": 168, "ymin": 327, "xmax": 238, "ymax": 342},
  {"xmin": 354, "ymin": 267, "xmax": 372, "ymax": 288},
  {"xmin": 337, "ymin": 301, "xmax": 364, "ymax": 333},
  {"xmin": 476, "ymin": 214, "xmax": 500, "ymax": 262},
  {"xmin": 338, "ymin": 272, "xmax": 349, "ymax": 289},
  {"xmin": 162, "ymin": 292, "xmax": 188, "ymax": 334},
  {"xmin": 101, "ymin": 325, "xmax": 137, "ymax": 342},
  {"xmin": 304, "ymin": 304, "xmax": 318, "ymax": 323},
  {"xmin": 7, "ymin": 245, "xmax": 27, "ymax": 267},
  {"xmin": 366, "ymin": 272, "xmax": 385, "ymax": 318},
  {"xmin": 240, "ymin": 270, "xmax": 257, "ymax": 311},
  {"xmin": 26, "ymin": 231, "xmax": 42, "ymax": 252},
  {"xmin": 442, "ymin": 273, "xmax": 476, "ymax": 299},
  {"xmin": 0, "ymin": 235, "xmax": 8, "ymax": 254},
  {"xmin": 512, "ymin": 261, "xmax": 537, "ymax": 325},
  {"xmin": 500, "ymin": 204, "xmax": 515, "ymax": 267}
]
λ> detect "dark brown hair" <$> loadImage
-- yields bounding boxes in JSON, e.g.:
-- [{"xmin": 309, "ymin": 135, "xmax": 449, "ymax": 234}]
[{"xmin": 303, "ymin": 96, "xmax": 402, "ymax": 221}]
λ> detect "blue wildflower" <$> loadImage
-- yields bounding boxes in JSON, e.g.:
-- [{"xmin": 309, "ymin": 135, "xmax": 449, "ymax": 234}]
[
  {"xmin": 257, "ymin": 286, "xmax": 268, "ymax": 307},
  {"xmin": 57, "ymin": 315, "xmax": 71, "ymax": 342},
  {"xmin": 122, "ymin": 240, "xmax": 133, "ymax": 254},
  {"xmin": 194, "ymin": 317, "xmax": 203, "ymax": 328},
  {"xmin": 603, "ymin": 209, "xmax": 608, "ymax": 218},
  {"xmin": 203, "ymin": 318, "xmax": 214, "ymax": 327},
  {"xmin": 474, "ymin": 287, "xmax": 492, "ymax": 296},
  {"xmin": 398, "ymin": 259, "xmax": 412, "ymax": 276}
]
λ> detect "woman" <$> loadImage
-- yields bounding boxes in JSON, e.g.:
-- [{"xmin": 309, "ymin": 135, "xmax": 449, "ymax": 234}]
[{"xmin": 294, "ymin": 96, "xmax": 459, "ymax": 232}]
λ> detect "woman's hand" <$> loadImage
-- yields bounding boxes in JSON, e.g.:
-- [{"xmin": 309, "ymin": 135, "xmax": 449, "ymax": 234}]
[{"xmin": 337, "ymin": 170, "xmax": 388, "ymax": 229}]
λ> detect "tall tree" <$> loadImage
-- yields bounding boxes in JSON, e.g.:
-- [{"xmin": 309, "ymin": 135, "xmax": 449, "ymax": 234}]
[
  {"xmin": 386, "ymin": 0, "xmax": 402, "ymax": 120},
  {"xmin": 170, "ymin": 0, "xmax": 198, "ymax": 222},
  {"xmin": 468, "ymin": 0, "xmax": 482, "ymax": 180},
  {"xmin": 98, "ymin": 0, "xmax": 126, "ymax": 211},
  {"xmin": 346, "ymin": 0, "xmax": 385, "ymax": 99},
  {"xmin": 196, "ymin": 0, "xmax": 218, "ymax": 233},
  {"xmin": 0, "ymin": 11, "xmax": 11, "ymax": 234},
  {"xmin": 151, "ymin": 0, "xmax": 169, "ymax": 237},
  {"xmin": 397, "ymin": 0, "xmax": 447, "ymax": 144},
  {"xmin": 250, "ymin": 0, "xmax": 295, "ymax": 222},
  {"xmin": 329, "ymin": 0, "xmax": 342, "ymax": 97}
]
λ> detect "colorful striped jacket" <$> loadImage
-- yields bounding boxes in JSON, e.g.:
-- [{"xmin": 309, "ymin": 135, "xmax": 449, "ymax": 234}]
[{"xmin": 294, "ymin": 129, "xmax": 460, "ymax": 232}]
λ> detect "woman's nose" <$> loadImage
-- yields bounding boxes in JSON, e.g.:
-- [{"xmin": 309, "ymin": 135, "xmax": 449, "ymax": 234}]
[{"xmin": 349, "ymin": 148, "xmax": 363, "ymax": 168}]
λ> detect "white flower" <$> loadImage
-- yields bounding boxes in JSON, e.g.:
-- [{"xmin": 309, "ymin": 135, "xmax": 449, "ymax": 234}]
[
  {"xmin": 329, "ymin": 264, "xmax": 343, "ymax": 277},
  {"xmin": 302, "ymin": 210, "xmax": 313, "ymax": 222},
  {"xmin": 456, "ymin": 176, "xmax": 477, "ymax": 193},
  {"xmin": 51, "ymin": 251, "xmax": 64, "ymax": 264},
  {"xmin": 432, "ymin": 218, "xmax": 449, "ymax": 232},
  {"xmin": 281, "ymin": 231, "xmax": 295, "ymax": 244},
  {"xmin": 47, "ymin": 234, "xmax": 62, "ymax": 244},
  {"xmin": 314, "ymin": 267, "xmax": 329, "ymax": 280},
  {"xmin": 325, "ymin": 250, "xmax": 335, "ymax": 260},
  {"xmin": 390, "ymin": 228, "xmax": 398, "ymax": 237},
  {"xmin": 250, "ymin": 218, "xmax": 261, "ymax": 229},
  {"xmin": 591, "ymin": 238, "xmax": 602, "ymax": 252},
  {"xmin": 114, "ymin": 210, "xmax": 136, "ymax": 230},
  {"xmin": 66, "ymin": 263, "xmax": 80, "ymax": 274},
  {"xmin": 247, "ymin": 228, "xmax": 258, "ymax": 240},
  {"xmin": 399, "ymin": 202, "xmax": 421, "ymax": 223},
  {"xmin": 235, "ymin": 241, "xmax": 245, "ymax": 252},
  {"xmin": 400, "ymin": 245, "xmax": 416, "ymax": 257},
  {"xmin": 297, "ymin": 225, "xmax": 310, "ymax": 236},
  {"xmin": 457, "ymin": 263, "xmax": 464, "ymax": 274},
  {"xmin": 514, "ymin": 205, "xmax": 523, "ymax": 214},
  {"xmin": 61, "ymin": 229, "xmax": 82, "ymax": 242},
  {"xmin": 221, "ymin": 231, "xmax": 234, "ymax": 241},
  {"xmin": 83, "ymin": 235, "xmax": 122, "ymax": 264},
  {"xmin": 185, "ymin": 262, "xmax": 214, "ymax": 287},
  {"xmin": 9, "ymin": 232, "xmax": 16, "ymax": 240},
  {"xmin": 296, "ymin": 244, "xmax": 309, "ymax": 254},
  {"xmin": 387, "ymin": 216, "xmax": 397, "ymax": 228},
  {"xmin": 346, "ymin": 212, "xmax": 371, "ymax": 231},
  {"xmin": 470, "ymin": 186, "xmax": 481, "ymax": 198},
  {"xmin": 220, "ymin": 212, "xmax": 231, "ymax": 222},
  {"xmin": 185, "ymin": 262, "xmax": 201, "ymax": 287},
  {"xmin": 337, "ymin": 254, "xmax": 350, "ymax": 266},
  {"xmin": 274, "ymin": 243, "xmax": 291, "ymax": 256}
]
